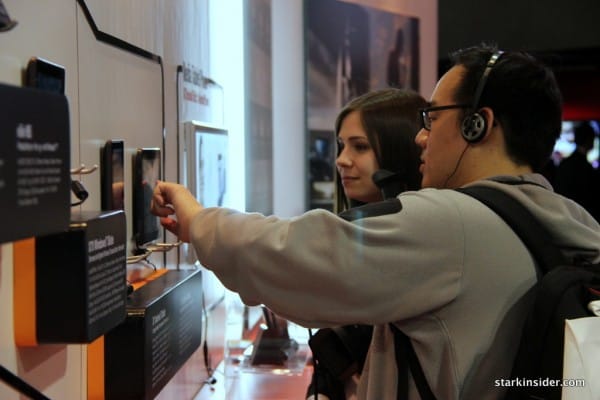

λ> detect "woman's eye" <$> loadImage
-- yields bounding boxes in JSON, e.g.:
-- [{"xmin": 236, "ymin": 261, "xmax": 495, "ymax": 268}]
[{"xmin": 354, "ymin": 143, "xmax": 370, "ymax": 152}]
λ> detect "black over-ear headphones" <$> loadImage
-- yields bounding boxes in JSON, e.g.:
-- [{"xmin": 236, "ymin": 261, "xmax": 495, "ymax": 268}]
[{"xmin": 461, "ymin": 50, "xmax": 504, "ymax": 143}]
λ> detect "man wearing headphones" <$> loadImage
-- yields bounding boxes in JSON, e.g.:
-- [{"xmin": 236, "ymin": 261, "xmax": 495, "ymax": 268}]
[{"xmin": 152, "ymin": 44, "xmax": 600, "ymax": 399}]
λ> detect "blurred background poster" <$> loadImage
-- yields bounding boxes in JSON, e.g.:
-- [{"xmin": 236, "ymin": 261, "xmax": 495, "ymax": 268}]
[{"xmin": 306, "ymin": 0, "xmax": 420, "ymax": 131}]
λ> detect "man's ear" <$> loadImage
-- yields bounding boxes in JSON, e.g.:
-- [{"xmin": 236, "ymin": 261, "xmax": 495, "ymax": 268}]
[
  {"xmin": 479, "ymin": 107, "xmax": 496, "ymax": 140},
  {"xmin": 461, "ymin": 107, "xmax": 496, "ymax": 144},
  {"xmin": 484, "ymin": 107, "xmax": 496, "ymax": 126}
]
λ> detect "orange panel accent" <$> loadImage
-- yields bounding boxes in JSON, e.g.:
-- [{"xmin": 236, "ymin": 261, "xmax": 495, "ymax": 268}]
[
  {"xmin": 87, "ymin": 336, "xmax": 105, "ymax": 400},
  {"xmin": 84, "ymin": 269, "xmax": 170, "ymax": 399},
  {"xmin": 131, "ymin": 268, "xmax": 169, "ymax": 291},
  {"xmin": 13, "ymin": 238, "xmax": 37, "ymax": 347}
]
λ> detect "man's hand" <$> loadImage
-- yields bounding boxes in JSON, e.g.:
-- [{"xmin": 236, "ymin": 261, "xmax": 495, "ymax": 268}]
[{"xmin": 151, "ymin": 181, "xmax": 203, "ymax": 242}]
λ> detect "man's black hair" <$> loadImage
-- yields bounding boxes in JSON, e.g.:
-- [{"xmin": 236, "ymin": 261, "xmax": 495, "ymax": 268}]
[{"xmin": 450, "ymin": 43, "xmax": 563, "ymax": 171}]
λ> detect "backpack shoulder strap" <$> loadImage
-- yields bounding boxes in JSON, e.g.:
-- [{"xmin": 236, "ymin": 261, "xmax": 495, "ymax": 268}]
[
  {"xmin": 391, "ymin": 324, "xmax": 437, "ymax": 400},
  {"xmin": 456, "ymin": 185, "xmax": 565, "ymax": 273},
  {"xmin": 392, "ymin": 184, "xmax": 565, "ymax": 400}
]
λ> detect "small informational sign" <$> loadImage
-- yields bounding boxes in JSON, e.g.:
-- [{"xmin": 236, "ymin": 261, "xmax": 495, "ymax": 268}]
[
  {"xmin": 104, "ymin": 269, "xmax": 203, "ymax": 400},
  {"xmin": 0, "ymin": 83, "xmax": 70, "ymax": 243},
  {"xmin": 34, "ymin": 210, "xmax": 127, "ymax": 343}
]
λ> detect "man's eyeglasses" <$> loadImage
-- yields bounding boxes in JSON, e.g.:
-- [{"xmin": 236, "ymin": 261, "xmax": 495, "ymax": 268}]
[{"xmin": 420, "ymin": 104, "xmax": 470, "ymax": 131}]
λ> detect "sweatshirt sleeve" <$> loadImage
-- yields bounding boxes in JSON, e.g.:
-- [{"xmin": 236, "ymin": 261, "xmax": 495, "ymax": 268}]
[{"xmin": 189, "ymin": 190, "xmax": 465, "ymax": 328}]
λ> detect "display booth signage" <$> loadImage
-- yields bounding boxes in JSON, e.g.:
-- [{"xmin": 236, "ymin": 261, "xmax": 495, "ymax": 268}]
[
  {"xmin": 102, "ymin": 268, "xmax": 203, "ymax": 400},
  {"xmin": 14, "ymin": 210, "xmax": 127, "ymax": 345},
  {"xmin": 0, "ymin": 83, "xmax": 70, "ymax": 244}
]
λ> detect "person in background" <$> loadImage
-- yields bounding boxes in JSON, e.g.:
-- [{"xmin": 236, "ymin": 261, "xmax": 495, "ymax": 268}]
[
  {"xmin": 307, "ymin": 88, "xmax": 426, "ymax": 400},
  {"xmin": 554, "ymin": 121, "xmax": 600, "ymax": 221},
  {"xmin": 151, "ymin": 44, "xmax": 600, "ymax": 399},
  {"xmin": 386, "ymin": 28, "xmax": 409, "ymax": 89}
]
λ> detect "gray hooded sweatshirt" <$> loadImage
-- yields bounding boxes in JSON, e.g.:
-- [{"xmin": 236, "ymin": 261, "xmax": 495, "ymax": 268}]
[{"xmin": 189, "ymin": 174, "xmax": 600, "ymax": 399}]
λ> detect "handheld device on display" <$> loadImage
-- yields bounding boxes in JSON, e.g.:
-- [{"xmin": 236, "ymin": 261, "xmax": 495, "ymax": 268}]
[
  {"xmin": 132, "ymin": 148, "xmax": 161, "ymax": 249},
  {"xmin": 24, "ymin": 57, "xmax": 65, "ymax": 94},
  {"xmin": 100, "ymin": 140, "xmax": 125, "ymax": 211}
]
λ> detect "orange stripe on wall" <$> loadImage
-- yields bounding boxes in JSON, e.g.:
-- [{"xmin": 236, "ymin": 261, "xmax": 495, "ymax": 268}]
[
  {"xmin": 13, "ymin": 238, "xmax": 37, "ymax": 347},
  {"xmin": 87, "ymin": 336, "xmax": 105, "ymax": 400}
]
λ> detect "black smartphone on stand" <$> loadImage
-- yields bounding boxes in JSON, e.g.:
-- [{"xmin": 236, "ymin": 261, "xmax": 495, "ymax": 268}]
[
  {"xmin": 132, "ymin": 148, "xmax": 161, "ymax": 249},
  {"xmin": 24, "ymin": 57, "xmax": 65, "ymax": 94},
  {"xmin": 100, "ymin": 140, "xmax": 125, "ymax": 211}
]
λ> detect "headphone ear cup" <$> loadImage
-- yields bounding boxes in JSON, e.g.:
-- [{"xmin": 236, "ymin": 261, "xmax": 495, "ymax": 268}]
[{"xmin": 461, "ymin": 112, "xmax": 487, "ymax": 143}]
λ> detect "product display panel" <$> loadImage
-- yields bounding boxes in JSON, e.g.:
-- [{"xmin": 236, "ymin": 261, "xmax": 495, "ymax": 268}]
[
  {"xmin": 24, "ymin": 57, "xmax": 65, "ymax": 94},
  {"xmin": 180, "ymin": 122, "xmax": 228, "ymax": 264}
]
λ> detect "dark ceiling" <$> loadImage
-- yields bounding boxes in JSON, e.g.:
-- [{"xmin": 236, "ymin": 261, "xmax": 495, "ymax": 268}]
[
  {"xmin": 438, "ymin": 0, "xmax": 600, "ymax": 60},
  {"xmin": 438, "ymin": 0, "xmax": 600, "ymax": 119}
]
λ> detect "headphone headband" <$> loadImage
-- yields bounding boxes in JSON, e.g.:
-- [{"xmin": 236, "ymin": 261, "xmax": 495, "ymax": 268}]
[
  {"xmin": 470, "ymin": 50, "xmax": 504, "ymax": 112},
  {"xmin": 460, "ymin": 50, "xmax": 504, "ymax": 143}
]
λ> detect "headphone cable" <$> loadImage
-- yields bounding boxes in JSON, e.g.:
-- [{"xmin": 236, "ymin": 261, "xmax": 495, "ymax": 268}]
[
  {"xmin": 307, "ymin": 328, "xmax": 319, "ymax": 400},
  {"xmin": 443, "ymin": 143, "xmax": 469, "ymax": 189}
]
